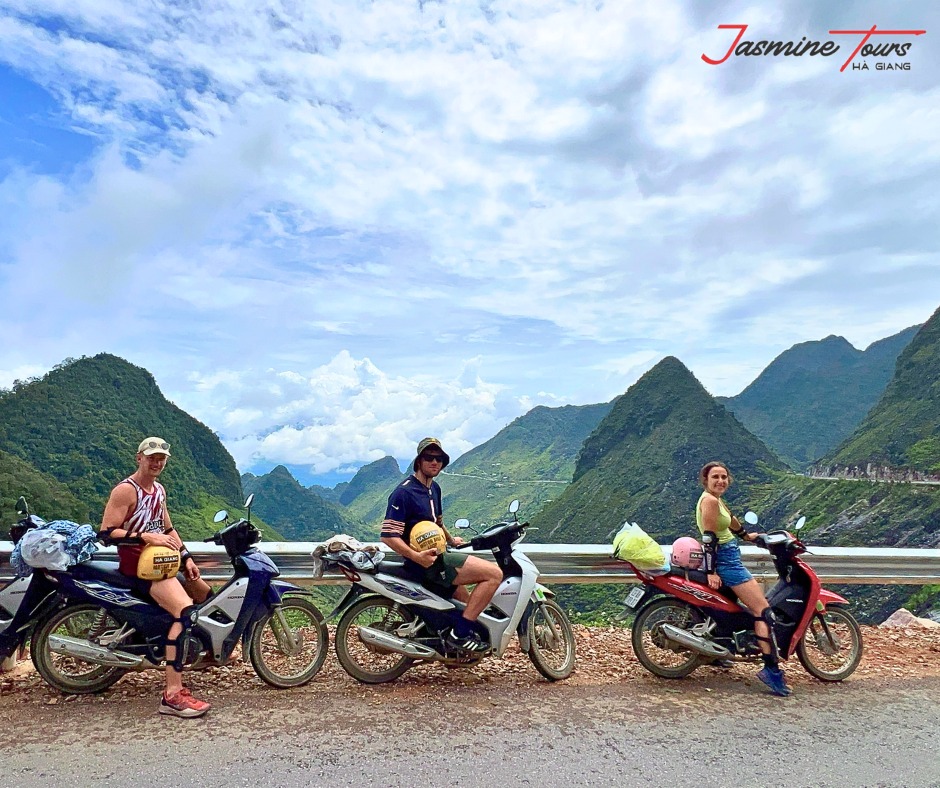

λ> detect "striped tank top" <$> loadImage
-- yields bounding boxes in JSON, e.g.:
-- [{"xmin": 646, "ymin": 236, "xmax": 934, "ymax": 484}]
[{"xmin": 117, "ymin": 477, "xmax": 168, "ymax": 576}]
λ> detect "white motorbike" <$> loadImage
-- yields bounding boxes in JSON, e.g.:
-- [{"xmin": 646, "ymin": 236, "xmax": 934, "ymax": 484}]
[{"xmin": 329, "ymin": 500, "xmax": 576, "ymax": 683}]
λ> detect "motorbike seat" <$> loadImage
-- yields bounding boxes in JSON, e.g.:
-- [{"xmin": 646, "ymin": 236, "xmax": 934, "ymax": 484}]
[
  {"xmin": 377, "ymin": 564, "xmax": 414, "ymax": 581},
  {"xmin": 67, "ymin": 560, "xmax": 155, "ymax": 598},
  {"xmin": 668, "ymin": 566, "xmax": 739, "ymax": 601},
  {"xmin": 377, "ymin": 563, "xmax": 457, "ymax": 600}
]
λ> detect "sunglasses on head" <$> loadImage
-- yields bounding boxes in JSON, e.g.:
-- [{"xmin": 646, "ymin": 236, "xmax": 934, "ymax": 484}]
[
  {"xmin": 420, "ymin": 454, "xmax": 445, "ymax": 463},
  {"xmin": 144, "ymin": 441, "xmax": 170, "ymax": 451}
]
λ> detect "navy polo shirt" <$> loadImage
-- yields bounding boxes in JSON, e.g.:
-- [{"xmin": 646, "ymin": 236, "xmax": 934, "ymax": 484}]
[{"xmin": 381, "ymin": 475, "xmax": 443, "ymax": 573}]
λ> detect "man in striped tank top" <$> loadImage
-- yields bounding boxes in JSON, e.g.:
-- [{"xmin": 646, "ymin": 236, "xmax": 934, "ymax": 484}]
[{"xmin": 100, "ymin": 437, "xmax": 212, "ymax": 718}]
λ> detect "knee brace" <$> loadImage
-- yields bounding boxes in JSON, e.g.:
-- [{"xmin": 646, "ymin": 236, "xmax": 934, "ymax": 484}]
[
  {"xmin": 754, "ymin": 608, "xmax": 780, "ymax": 661},
  {"xmin": 168, "ymin": 605, "xmax": 200, "ymax": 672}
]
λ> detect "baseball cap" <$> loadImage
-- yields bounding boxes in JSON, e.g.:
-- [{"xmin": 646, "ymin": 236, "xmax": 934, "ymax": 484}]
[{"xmin": 138, "ymin": 437, "xmax": 171, "ymax": 457}]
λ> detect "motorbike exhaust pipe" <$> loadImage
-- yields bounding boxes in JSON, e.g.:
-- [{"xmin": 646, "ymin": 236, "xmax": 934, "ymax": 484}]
[
  {"xmin": 659, "ymin": 624, "xmax": 731, "ymax": 659},
  {"xmin": 47, "ymin": 634, "xmax": 146, "ymax": 669},
  {"xmin": 357, "ymin": 626, "xmax": 439, "ymax": 659}
]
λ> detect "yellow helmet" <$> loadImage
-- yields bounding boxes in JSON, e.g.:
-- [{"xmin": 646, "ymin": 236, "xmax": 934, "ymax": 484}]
[
  {"xmin": 409, "ymin": 520, "xmax": 447, "ymax": 554},
  {"xmin": 136, "ymin": 545, "xmax": 181, "ymax": 580}
]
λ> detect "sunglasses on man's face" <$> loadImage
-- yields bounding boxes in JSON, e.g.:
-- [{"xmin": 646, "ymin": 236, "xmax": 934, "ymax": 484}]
[
  {"xmin": 143, "ymin": 441, "xmax": 170, "ymax": 451},
  {"xmin": 420, "ymin": 454, "xmax": 446, "ymax": 464}
]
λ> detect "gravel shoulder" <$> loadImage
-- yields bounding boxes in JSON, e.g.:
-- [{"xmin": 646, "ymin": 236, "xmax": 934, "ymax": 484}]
[{"xmin": 2, "ymin": 624, "xmax": 938, "ymax": 787}]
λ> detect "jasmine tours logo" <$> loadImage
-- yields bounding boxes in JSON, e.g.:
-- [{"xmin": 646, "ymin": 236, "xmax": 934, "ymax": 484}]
[{"xmin": 702, "ymin": 24, "xmax": 926, "ymax": 72}]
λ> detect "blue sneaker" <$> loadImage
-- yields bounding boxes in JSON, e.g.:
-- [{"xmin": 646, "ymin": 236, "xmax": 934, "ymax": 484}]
[{"xmin": 757, "ymin": 666, "xmax": 791, "ymax": 697}]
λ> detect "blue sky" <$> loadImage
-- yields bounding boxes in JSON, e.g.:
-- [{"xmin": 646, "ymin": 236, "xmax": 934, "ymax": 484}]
[{"xmin": 1, "ymin": 1, "xmax": 938, "ymax": 485}]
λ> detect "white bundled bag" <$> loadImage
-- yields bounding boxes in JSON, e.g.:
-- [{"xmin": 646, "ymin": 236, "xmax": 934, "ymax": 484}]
[
  {"xmin": 312, "ymin": 534, "xmax": 385, "ymax": 572},
  {"xmin": 19, "ymin": 528, "xmax": 71, "ymax": 571}
]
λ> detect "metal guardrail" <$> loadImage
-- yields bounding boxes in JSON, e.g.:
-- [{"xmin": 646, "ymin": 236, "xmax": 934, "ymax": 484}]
[{"xmin": 3, "ymin": 541, "xmax": 940, "ymax": 585}]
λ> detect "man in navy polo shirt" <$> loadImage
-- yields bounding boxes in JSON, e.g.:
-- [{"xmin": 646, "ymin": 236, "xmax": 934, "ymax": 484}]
[{"xmin": 381, "ymin": 437, "xmax": 502, "ymax": 653}]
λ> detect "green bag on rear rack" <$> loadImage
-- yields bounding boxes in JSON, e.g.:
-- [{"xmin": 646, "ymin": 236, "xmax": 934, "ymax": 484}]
[{"xmin": 611, "ymin": 522, "xmax": 668, "ymax": 574}]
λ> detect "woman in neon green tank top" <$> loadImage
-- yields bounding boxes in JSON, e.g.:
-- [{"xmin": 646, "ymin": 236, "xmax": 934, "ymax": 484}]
[{"xmin": 696, "ymin": 461, "xmax": 791, "ymax": 697}]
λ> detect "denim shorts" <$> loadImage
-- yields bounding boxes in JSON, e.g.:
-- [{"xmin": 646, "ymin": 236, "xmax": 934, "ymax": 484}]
[{"xmin": 715, "ymin": 541, "xmax": 753, "ymax": 587}]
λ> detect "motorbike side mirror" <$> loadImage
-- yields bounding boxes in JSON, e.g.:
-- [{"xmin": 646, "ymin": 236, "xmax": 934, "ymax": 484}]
[
  {"xmin": 794, "ymin": 516, "xmax": 806, "ymax": 531},
  {"xmin": 244, "ymin": 493, "xmax": 255, "ymax": 509},
  {"xmin": 454, "ymin": 518, "xmax": 470, "ymax": 530},
  {"xmin": 508, "ymin": 500, "xmax": 520, "ymax": 514},
  {"xmin": 15, "ymin": 496, "xmax": 29, "ymax": 516},
  {"xmin": 213, "ymin": 510, "xmax": 229, "ymax": 523},
  {"xmin": 744, "ymin": 511, "xmax": 759, "ymax": 526}
]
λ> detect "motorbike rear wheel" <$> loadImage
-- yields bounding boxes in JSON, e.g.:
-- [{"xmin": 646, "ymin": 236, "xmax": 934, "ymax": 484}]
[
  {"xmin": 335, "ymin": 597, "xmax": 415, "ymax": 684},
  {"xmin": 31, "ymin": 604, "xmax": 126, "ymax": 694},
  {"xmin": 248, "ymin": 597, "xmax": 329, "ymax": 688},
  {"xmin": 796, "ymin": 606, "xmax": 863, "ymax": 681},
  {"xmin": 526, "ymin": 599, "xmax": 576, "ymax": 681},
  {"xmin": 631, "ymin": 597, "xmax": 706, "ymax": 678}
]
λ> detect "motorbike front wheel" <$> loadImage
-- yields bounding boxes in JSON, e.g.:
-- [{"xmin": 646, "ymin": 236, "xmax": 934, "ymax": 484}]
[
  {"xmin": 31, "ymin": 604, "xmax": 126, "ymax": 694},
  {"xmin": 248, "ymin": 597, "xmax": 329, "ymax": 688},
  {"xmin": 334, "ymin": 597, "xmax": 415, "ymax": 684},
  {"xmin": 526, "ymin": 599, "xmax": 576, "ymax": 681},
  {"xmin": 631, "ymin": 598, "xmax": 706, "ymax": 678},
  {"xmin": 796, "ymin": 606, "xmax": 863, "ymax": 681}
]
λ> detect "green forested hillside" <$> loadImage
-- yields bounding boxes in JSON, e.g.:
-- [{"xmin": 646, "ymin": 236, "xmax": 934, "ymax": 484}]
[
  {"xmin": 750, "ymin": 474, "xmax": 940, "ymax": 549},
  {"xmin": 721, "ymin": 326, "xmax": 919, "ymax": 468},
  {"xmin": 242, "ymin": 466, "xmax": 369, "ymax": 541},
  {"xmin": 440, "ymin": 402, "xmax": 613, "ymax": 525},
  {"xmin": 0, "ymin": 354, "xmax": 276, "ymax": 540},
  {"xmin": 531, "ymin": 357, "xmax": 785, "ymax": 543},
  {"xmin": 826, "ymin": 307, "xmax": 940, "ymax": 473},
  {"xmin": 0, "ymin": 448, "xmax": 90, "ymax": 529},
  {"xmin": 309, "ymin": 482, "xmax": 345, "ymax": 503},
  {"xmin": 339, "ymin": 456, "xmax": 406, "ymax": 527},
  {"xmin": 323, "ymin": 402, "xmax": 614, "ymax": 529}
]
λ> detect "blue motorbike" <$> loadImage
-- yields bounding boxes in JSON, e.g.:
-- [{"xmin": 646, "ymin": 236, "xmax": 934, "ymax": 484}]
[
  {"xmin": 29, "ymin": 495, "xmax": 329, "ymax": 693},
  {"xmin": 0, "ymin": 498, "xmax": 61, "ymax": 666}
]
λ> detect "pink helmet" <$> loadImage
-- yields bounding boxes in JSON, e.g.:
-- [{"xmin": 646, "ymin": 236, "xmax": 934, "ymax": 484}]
[{"xmin": 671, "ymin": 537, "xmax": 704, "ymax": 570}]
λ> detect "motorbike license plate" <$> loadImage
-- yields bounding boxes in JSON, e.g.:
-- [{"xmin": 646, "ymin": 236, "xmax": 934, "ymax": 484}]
[{"xmin": 624, "ymin": 586, "xmax": 645, "ymax": 608}]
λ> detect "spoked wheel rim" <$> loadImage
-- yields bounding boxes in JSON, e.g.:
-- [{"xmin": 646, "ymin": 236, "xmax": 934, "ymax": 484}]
[
  {"xmin": 31, "ymin": 604, "xmax": 126, "ymax": 694},
  {"xmin": 796, "ymin": 607, "xmax": 863, "ymax": 681},
  {"xmin": 528, "ymin": 599, "xmax": 576, "ymax": 680},
  {"xmin": 632, "ymin": 598, "xmax": 705, "ymax": 678},
  {"xmin": 335, "ymin": 598, "xmax": 415, "ymax": 684},
  {"xmin": 249, "ymin": 597, "xmax": 329, "ymax": 687}
]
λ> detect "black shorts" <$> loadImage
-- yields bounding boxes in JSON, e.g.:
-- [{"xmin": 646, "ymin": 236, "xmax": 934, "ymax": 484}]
[{"xmin": 410, "ymin": 552, "xmax": 468, "ymax": 597}]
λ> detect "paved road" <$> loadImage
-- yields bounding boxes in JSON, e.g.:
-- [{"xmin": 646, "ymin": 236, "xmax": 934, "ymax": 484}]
[
  {"xmin": 2, "ymin": 675, "xmax": 938, "ymax": 787},
  {"xmin": 806, "ymin": 475, "xmax": 940, "ymax": 486}
]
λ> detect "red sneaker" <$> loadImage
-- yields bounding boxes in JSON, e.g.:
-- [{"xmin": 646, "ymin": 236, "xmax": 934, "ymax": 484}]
[{"xmin": 160, "ymin": 687, "xmax": 211, "ymax": 718}]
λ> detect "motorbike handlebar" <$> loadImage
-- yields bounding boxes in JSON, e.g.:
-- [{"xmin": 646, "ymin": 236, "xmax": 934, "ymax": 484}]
[{"xmin": 754, "ymin": 531, "xmax": 803, "ymax": 553}]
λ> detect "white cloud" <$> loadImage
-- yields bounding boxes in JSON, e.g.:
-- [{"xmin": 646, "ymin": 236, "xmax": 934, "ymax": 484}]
[
  {"xmin": 182, "ymin": 350, "xmax": 528, "ymax": 474},
  {"xmin": 0, "ymin": 1, "xmax": 938, "ymax": 478}
]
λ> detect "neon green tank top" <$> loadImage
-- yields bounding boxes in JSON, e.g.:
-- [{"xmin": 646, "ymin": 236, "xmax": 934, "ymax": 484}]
[{"xmin": 695, "ymin": 491, "xmax": 735, "ymax": 544}]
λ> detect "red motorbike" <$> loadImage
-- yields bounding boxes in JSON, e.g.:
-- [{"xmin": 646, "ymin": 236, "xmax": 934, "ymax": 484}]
[{"xmin": 623, "ymin": 514, "xmax": 863, "ymax": 681}]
